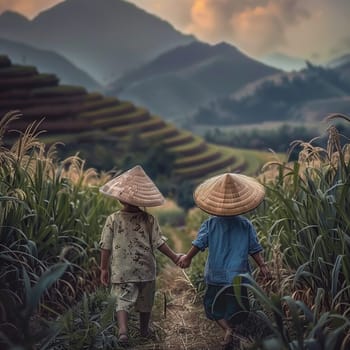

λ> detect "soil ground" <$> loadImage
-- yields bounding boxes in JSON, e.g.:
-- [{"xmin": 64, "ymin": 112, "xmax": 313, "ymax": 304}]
[
  {"xmin": 152, "ymin": 264, "xmax": 225, "ymax": 350},
  {"xmin": 152, "ymin": 223, "xmax": 227, "ymax": 348},
  {"xmin": 137, "ymin": 264, "xmax": 270, "ymax": 350}
]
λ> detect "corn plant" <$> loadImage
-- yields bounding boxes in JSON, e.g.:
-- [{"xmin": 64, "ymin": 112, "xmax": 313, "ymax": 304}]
[
  {"xmin": 239, "ymin": 274, "xmax": 350, "ymax": 350},
  {"xmin": 253, "ymin": 115, "xmax": 350, "ymax": 310},
  {"xmin": 0, "ymin": 262, "xmax": 68, "ymax": 350},
  {"xmin": 0, "ymin": 111, "xmax": 118, "ymax": 345},
  {"xmin": 184, "ymin": 114, "xmax": 350, "ymax": 347},
  {"xmin": 1, "ymin": 112, "xmax": 117, "ymax": 261},
  {"xmin": 47, "ymin": 290, "xmax": 119, "ymax": 350}
]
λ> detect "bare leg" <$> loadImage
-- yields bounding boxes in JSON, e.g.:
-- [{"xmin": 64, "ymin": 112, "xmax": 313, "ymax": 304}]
[
  {"xmin": 216, "ymin": 318, "xmax": 229, "ymax": 329},
  {"xmin": 116, "ymin": 310, "xmax": 129, "ymax": 339},
  {"xmin": 216, "ymin": 319, "xmax": 233, "ymax": 347},
  {"xmin": 140, "ymin": 312, "xmax": 151, "ymax": 337}
]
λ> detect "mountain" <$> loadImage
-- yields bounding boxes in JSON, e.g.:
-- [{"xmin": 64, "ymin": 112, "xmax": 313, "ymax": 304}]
[
  {"xmin": 333, "ymin": 61, "xmax": 350, "ymax": 86},
  {"xmin": 0, "ymin": 0, "xmax": 195, "ymax": 84},
  {"xmin": 107, "ymin": 41, "xmax": 280, "ymax": 123},
  {"xmin": 327, "ymin": 53, "xmax": 350, "ymax": 68},
  {"xmin": 0, "ymin": 54, "xmax": 274, "ymax": 187},
  {"xmin": 0, "ymin": 38, "xmax": 101, "ymax": 91},
  {"xmin": 0, "ymin": 10, "xmax": 29, "ymax": 35},
  {"xmin": 259, "ymin": 52, "xmax": 307, "ymax": 71},
  {"xmin": 191, "ymin": 62, "xmax": 350, "ymax": 125},
  {"xmin": 327, "ymin": 53, "xmax": 350, "ymax": 83}
]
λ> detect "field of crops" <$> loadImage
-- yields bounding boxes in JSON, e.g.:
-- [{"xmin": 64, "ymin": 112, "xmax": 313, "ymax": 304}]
[
  {"xmin": 0, "ymin": 55, "xmax": 272, "ymax": 185},
  {"xmin": 1, "ymin": 110, "xmax": 349, "ymax": 349}
]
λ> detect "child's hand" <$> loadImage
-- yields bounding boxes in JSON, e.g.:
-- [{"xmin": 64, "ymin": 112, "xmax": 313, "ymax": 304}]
[
  {"xmin": 177, "ymin": 255, "xmax": 191, "ymax": 268},
  {"xmin": 259, "ymin": 264, "xmax": 272, "ymax": 281},
  {"xmin": 174, "ymin": 253, "xmax": 184, "ymax": 264},
  {"xmin": 100, "ymin": 268, "xmax": 110, "ymax": 286}
]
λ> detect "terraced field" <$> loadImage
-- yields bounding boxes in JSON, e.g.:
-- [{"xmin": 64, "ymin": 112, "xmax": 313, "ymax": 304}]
[{"xmin": 0, "ymin": 55, "xmax": 272, "ymax": 181}]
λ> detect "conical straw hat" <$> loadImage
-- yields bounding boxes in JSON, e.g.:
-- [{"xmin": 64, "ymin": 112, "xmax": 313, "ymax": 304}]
[
  {"xmin": 193, "ymin": 173, "xmax": 265, "ymax": 216},
  {"xmin": 99, "ymin": 165, "xmax": 165, "ymax": 207}
]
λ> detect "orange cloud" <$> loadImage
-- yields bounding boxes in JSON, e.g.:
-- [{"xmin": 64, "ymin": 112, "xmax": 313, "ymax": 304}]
[
  {"xmin": 188, "ymin": 0, "xmax": 237, "ymax": 42},
  {"xmin": 191, "ymin": 0, "xmax": 213, "ymax": 30},
  {"xmin": 186, "ymin": 0, "xmax": 310, "ymax": 55},
  {"xmin": 231, "ymin": 3, "xmax": 286, "ymax": 55}
]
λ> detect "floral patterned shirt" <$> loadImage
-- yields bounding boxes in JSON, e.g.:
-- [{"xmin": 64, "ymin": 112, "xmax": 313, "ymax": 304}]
[{"xmin": 99, "ymin": 210, "xmax": 165, "ymax": 283}]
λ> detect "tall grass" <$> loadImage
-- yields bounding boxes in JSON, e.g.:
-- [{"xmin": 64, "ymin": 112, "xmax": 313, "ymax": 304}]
[
  {"xmin": 184, "ymin": 114, "xmax": 350, "ymax": 347},
  {"xmin": 244, "ymin": 114, "xmax": 350, "ymax": 348},
  {"xmin": 256, "ymin": 115, "xmax": 350, "ymax": 306},
  {"xmin": 0, "ymin": 111, "xmax": 118, "ymax": 348}
]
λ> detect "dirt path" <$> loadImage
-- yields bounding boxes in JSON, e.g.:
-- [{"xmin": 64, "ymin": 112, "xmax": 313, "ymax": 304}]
[
  {"xmin": 150, "ymin": 264, "xmax": 270, "ymax": 350},
  {"xmin": 153, "ymin": 264, "xmax": 224, "ymax": 350},
  {"xmin": 150, "ymin": 225, "xmax": 227, "ymax": 350}
]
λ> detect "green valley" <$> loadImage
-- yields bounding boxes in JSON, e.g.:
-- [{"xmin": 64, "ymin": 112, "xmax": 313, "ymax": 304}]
[{"xmin": 0, "ymin": 54, "xmax": 274, "ymax": 191}]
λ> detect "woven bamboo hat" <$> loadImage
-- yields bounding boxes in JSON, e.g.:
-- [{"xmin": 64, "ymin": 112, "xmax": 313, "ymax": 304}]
[
  {"xmin": 99, "ymin": 165, "xmax": 165, "ymax": 207},
  {"xmin": 193, "ymin": 173, "xmax": 265, "ymax": 216}
]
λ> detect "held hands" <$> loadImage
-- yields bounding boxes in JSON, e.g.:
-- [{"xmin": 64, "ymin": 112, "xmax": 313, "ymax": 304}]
[
  {"xmin": 259, "ymin": 264, "xmax": 272, "ymax": 281},
  {"xmin": 177, "ymin": 254, "xmax": 192, "ymax": 268},
  {"xmin": 173, "ymin": 253, "xmax": 185, "ymax": 264},
  {"xmin": 100, "ymin": 268, "xmax": 110, "ymax": 286},
  {"xmin": 173, "ymin": 253, "xmax": 191, "ymax": 268}
]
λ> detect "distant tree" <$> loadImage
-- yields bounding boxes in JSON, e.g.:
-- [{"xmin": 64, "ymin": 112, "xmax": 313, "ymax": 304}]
[
  {"xmin": 175, "ymin": 180, "xmax": 195, "ymax": 211},
  {"xmin": 203, "ymin": 124, "xmax": 321, "ymax": 156},
  {"xmin": 143, "ymin": 143, "xmax": 176, "ymax": 180},
  {"xmin": 56, "ymin": 139, "xmax": 121, "ymax": 171}
]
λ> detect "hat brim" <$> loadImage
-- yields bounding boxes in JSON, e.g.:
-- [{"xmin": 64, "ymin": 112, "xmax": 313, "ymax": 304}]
[
  {"xmin": 193, "ymin": 173, "xmax": 265, "ymax": 216},
  {"xmin": 99, "ymin": 165, "xmax": 165, "ymax": 207}
]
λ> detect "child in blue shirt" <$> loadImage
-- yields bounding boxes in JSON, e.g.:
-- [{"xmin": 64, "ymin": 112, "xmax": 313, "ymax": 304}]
[{"xmin": 178, "ymin": 172, "xmax": 271, "ymax": 348}]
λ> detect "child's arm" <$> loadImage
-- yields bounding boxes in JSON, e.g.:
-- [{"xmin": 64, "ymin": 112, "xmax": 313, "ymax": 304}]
[
  {"xmin": 158, "ymin": 242, "xmax": 183, "ymax": 264},
  {"xmin": 100, "ymin": 248, "xmax": 111, "ymax": 286},
  {"xmin": 251, "ymin": 251, "xmax": 271, "ymax": 280},
  {"xmin": 177, "ymin": 245, "xmax": 200, "ymax": 268}
]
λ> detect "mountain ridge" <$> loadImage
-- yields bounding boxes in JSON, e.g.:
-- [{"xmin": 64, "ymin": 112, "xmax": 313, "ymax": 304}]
[
  {"xmin": 0, "ymin": 0, "xmax": 195, "ymax": 84},
  {"xmin": 0, "ymin": 37, "xmax": 101, "ymax": 91},
  {"xmin": 108, "ymin": 40, "xmax": 280, "ymax": 122},
  {"xmin": 191, "ymin": 62, "xmax": 350, "ymax": 126}
]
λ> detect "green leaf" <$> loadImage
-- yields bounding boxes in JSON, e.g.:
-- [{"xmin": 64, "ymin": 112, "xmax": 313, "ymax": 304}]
[
  {"xmin": 331, "ymin": 255, "xmax": 344, "ymax": 298},
  {"xmin": 22, "ymin": 263, "xmax": 68, "ymax": 321},
  {"xmin": 262, "ymin": 337, "xmax": 286, "ymax": 350}
]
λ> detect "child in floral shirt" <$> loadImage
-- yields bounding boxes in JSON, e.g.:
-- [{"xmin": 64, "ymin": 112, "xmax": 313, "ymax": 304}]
[{"xmin": 99, "ymin": 165, "xmax": 181, "ymax": 345}]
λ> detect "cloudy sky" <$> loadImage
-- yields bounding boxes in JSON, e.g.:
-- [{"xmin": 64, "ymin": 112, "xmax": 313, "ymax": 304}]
[{"xmin": 1, "ymin": 0, "xmax": 349, "ymax": 64}]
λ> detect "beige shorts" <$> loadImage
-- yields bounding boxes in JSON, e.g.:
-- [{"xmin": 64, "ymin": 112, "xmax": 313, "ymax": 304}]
[{"xmin": 111, "ymin": 280, "xmax": 156, "ymax": 313}]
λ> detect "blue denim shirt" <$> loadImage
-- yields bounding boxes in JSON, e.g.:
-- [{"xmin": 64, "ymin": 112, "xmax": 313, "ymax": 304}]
[{"xmin": 192, "ymin": 215, "xmax": 263, "ymax": 285}]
